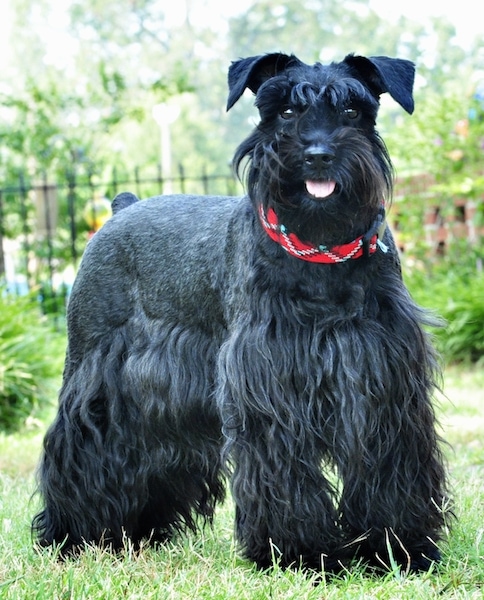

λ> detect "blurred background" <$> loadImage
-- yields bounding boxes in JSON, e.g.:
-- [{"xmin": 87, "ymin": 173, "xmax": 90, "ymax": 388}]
[{"xmin": 0, "ymin": 0, "xmax": 483, "ymax": 429}]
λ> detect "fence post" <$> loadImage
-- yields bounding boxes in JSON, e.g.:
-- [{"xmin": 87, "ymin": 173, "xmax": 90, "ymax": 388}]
[
  {"xmin": 156, "ymin": 163, "xmax": 164, "ymax": 195},
  {"xmin": 135, "ymin": 167, "xmax": 141, "ymax": 198},
  {"xmin": 18, "ymin": 172, "xmax": 31, "ymax": 287},
  {"xmin": 227, "ymin": 169, "xmax": 238, "ymax": 196},
  {"xmin": 0, "ymin": 190, "xmax": 5, "ymax": 278},
  {"xmin": 202, "ymin": 165, "xmax": 209, "ymax": 195},
  {"xmin": 67, "ymin": 168, "xmax": 78, "ymax": 267},
  {"xmin": 112, "ymin": 165, "xmax": 118, "ymax": 198},
  {"xmin": 178, "ymin": 164, "xmax": 186, "ymax": 194},
  {"xmin": 40, "ymin": 172, "xmax": 58, "ymax": 316}
]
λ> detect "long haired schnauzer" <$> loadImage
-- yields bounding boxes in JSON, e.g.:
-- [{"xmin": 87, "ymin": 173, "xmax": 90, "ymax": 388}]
[{"xmin": 33, "ymin": 53, "xmax": 450, "ymax": 573}]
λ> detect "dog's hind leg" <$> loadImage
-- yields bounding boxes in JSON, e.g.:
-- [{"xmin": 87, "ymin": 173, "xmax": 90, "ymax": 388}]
[
  {"xmin": 134, "ymin": 461, "xmax": 225, "ymax": 545},
  {"xmin": 119, "ymin": 320, "xmax": 226, "ymax": 544},
  {"xmin": 33, "ymin": 333, "xmax": 149, "ymax": 552},
  {"xmin": 33, "ymin": 319, "xmax": 225, "ymax": 552}
]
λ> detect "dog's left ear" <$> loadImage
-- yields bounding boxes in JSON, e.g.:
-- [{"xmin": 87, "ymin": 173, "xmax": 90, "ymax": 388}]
[
  {"xmin": 226, "ymin": 53, "xmax": 300, "ymax": 111},
  {"xmin": 344, "ymin": 54, "xmax": 415, "ymax": 114}
]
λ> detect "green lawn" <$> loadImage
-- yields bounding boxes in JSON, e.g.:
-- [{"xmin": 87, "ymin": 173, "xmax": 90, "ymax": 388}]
[{"xmin": 0, "ymin": 367, "xmax": 483, "ymax": 599}]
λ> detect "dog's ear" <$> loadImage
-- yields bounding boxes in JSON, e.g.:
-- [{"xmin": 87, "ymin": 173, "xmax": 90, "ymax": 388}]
[
  {"xmin": 344, "ymin": 54, "xmax": 415, "ymax": 114},
  {"xmin": 227, "ymin": 53, "xmax": 298, "ymax": 111}
]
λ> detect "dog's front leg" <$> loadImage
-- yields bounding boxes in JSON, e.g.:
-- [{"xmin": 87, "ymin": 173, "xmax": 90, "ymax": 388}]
[
  {"xmin": 229, "ymin": 431, "xmax": 343, "ymax": 571},
  {"xmin": 217, "ymin": 328, "xmax": 344, "ymax": 571},
  {"xmin": 329, "ymin": 320, "xmax": 449, "ymax": 573}
]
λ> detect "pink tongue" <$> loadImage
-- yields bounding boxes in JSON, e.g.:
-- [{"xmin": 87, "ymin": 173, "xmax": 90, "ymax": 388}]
[{"xmin": 305, "ymin": 180, "xmax": 336, "ymax": 198}]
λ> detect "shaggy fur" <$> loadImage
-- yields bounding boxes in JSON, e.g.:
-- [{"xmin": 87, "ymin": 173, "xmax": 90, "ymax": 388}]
[{"xmin": 33, "ymin": 52, "xmax": 451, "ymax": 573}]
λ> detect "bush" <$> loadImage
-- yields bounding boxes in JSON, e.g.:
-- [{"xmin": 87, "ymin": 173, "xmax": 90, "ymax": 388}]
[
  {"xmin": 406, "ymin": 268, "xmax": 484, "ymax": 365},
  {"xmin": 0, "ymin": 292, "xmax": 65, "ymax": 431}
]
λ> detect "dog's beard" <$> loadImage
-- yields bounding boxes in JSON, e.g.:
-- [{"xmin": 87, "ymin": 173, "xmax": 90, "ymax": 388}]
[{"xmin": 247, "ymin": 129, "xmax": 392, "ymax": 246}]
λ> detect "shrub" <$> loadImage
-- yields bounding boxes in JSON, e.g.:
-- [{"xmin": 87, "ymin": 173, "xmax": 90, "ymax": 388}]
[
  {"xmin": 0, "ymin": 291, "xmax": 65, "ymax": 431},
  {"xmin": 406, "ymin": 268, "xmax": 484, "ymax": 365}
]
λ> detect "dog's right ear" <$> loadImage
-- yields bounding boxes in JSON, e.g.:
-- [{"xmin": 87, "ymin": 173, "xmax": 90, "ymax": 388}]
[{"xmin": 227, "ymin": 53, "xmax": 297, "ymax": 111}]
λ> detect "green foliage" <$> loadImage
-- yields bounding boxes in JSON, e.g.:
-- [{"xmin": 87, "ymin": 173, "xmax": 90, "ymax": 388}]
[
  {"xmin": 406, "ymin": 266, "xmax": 484, "ymax": 364},
  {"xmin": 385, "ymin": 90, "xmax": 484, "ymax": 180},
  {"xmin": 387, "ymin": 90, "xmax": 484, "ymax": 364},
  {"xmin": 0, "ymin": 78, "xmax": 88, "ymax": 174},
  {"xmin": 0, "ymin": 292, "xmax": 64, "ymax": 431},
  {"xmin": 4, "ymin": 0, "xmax": 482, "ymax": 181}
]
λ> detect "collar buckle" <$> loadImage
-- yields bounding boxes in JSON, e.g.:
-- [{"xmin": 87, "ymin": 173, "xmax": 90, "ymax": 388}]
[{"xmin": 362, "ymin": 205, "xmax": 387, "ymax": 258}]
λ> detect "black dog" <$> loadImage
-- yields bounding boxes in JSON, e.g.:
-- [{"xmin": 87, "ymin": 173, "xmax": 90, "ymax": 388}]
[{"xmin": 33, "ymin": 53, "xmax": 450, "ymax": 573}]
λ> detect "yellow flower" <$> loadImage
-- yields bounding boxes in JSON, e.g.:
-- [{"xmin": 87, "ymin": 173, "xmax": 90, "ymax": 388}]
[{"xmin": 447, "ymin": 149, "xmax": 464, "ymax": 162}]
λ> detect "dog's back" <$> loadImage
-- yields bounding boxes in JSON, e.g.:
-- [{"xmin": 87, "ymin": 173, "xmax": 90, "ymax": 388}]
[{"xmin": 68, "ymin": 194, "xmax": 251, "ymax": 351}]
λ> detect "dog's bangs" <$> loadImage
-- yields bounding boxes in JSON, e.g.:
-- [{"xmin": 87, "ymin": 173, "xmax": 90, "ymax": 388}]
[
  {"xmin": 324, "ymin": 79, "xmax": 377, "ymax": 110},
  {"xmin": 255, "ymin": 77, "xmax": 291, "ymax": 116},
  {"xmin": 289, "ymin": 82, "xmax": 320, "ymax": 107}
]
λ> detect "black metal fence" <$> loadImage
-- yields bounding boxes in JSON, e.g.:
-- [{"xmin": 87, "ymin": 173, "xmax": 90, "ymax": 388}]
[{"xmin": 0, "ymin": 165, "xmax": 243, "ymax": 318}]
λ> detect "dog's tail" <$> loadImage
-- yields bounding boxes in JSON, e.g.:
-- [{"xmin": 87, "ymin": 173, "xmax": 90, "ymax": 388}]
[{"xmin": 111, "ymin": 191, "xmax": 139, "ymax": 214}]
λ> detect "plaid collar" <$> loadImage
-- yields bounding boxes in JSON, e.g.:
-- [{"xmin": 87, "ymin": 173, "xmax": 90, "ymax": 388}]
[{"xmin": 258, "ymin": 204, "xmax": 387, "ymax": 263}]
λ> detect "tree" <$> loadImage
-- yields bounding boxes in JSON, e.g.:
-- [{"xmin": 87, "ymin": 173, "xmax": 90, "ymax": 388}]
[{"xmin": 1, "ymin": 0, "xmax": 483, "ymax": 178}]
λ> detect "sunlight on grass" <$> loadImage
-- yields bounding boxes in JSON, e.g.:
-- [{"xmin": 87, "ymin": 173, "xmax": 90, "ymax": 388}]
[
  {"xmin": 0, "ymin": 429, "xmax": 45, "ymax": 477},
  {"xmin": 438, "ymin": 367, "xmax": 484, "ymax": 471}
]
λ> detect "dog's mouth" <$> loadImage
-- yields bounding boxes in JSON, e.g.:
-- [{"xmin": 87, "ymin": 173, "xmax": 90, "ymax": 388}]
[{"xmin": 305, "ymin": 180, "xmax": 337, "ymax": 199}]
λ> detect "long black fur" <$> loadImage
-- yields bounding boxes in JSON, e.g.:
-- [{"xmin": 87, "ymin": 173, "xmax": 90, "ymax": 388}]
[{"xmin": 33, "ymin": 52, "xmax": 451, "ymax": 573}]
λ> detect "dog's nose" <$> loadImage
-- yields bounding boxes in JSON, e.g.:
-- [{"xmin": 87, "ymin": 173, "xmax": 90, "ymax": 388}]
[{"xmin": 304, "ymin": 146, "xmax": 335, "ymax": 170}]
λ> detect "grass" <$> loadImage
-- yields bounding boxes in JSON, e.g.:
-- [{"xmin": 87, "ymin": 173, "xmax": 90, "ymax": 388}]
[{"xmin": 0, "ymin": 366, "xmax": 483, "ymax": 599}]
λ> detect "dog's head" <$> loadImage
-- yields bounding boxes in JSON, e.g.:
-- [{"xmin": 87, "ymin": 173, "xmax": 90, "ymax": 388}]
[{"xmin": 227, "ymin": 53, "xmax": 415, "ymax": 245}]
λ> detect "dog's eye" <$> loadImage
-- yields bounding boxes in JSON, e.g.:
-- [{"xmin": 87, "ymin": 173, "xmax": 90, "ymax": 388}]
[
  {"xmin": 280, "ymin": 107, "xmax": 296, "ymax": 120},
  {"xmin": 344, "ymin": 108, "xmax": 359, "ymax": 120}
]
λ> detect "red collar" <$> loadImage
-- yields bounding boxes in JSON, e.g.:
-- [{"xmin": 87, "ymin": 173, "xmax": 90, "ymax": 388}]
[{"xmin": 258, "ymin": 205, "xmax": 387, "ymax": 264}]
